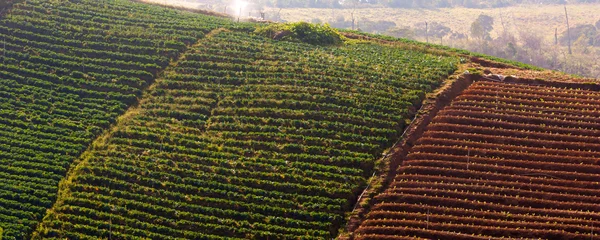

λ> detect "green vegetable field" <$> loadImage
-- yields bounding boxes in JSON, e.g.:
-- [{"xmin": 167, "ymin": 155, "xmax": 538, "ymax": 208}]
[
  {"xmin": 0, "ymin": 0, "xmax": 247, "ymax": 238},
  {"xmin": 7, "ymin": 0, "xmax": 597, "ymax": 239},
  {"xmin": 33, "ymin": 31, "xmax": 456, "ymax": 239},
  {"xmin": 0, "ymin": 0, "xmax": 460, "ymax": 239}
]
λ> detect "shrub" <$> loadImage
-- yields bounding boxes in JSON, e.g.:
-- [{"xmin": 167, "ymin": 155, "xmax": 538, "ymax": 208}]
[{"xmin": 255, "ymin": 22, "xmax": 344, "ymax": 46}]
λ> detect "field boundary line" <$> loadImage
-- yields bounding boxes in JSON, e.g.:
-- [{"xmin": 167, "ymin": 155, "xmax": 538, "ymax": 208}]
[
  {"xmin": 29, "ymin": 30, "xmax": 220, "ymax": 239},
  {"xmin": 340, "ymin": 65, "xmax": 476, "ymax": 239}
]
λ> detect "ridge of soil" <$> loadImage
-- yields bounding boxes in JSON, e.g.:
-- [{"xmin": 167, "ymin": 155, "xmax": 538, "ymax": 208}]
[
  {"xmin": 337, "ymin": 63, "xmax": 600, "ymax": 239},
  {"xmin": 338, "ymin": 67, "xmax": 476, "ymax": 239}
]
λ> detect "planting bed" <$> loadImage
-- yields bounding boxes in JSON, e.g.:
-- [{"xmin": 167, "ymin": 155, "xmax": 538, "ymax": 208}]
[{"xmin": 354, "ymin": 79, "xmax": 600, "ymax": 240}]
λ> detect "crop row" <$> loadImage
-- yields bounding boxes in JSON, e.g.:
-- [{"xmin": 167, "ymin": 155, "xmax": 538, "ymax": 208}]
[
  {"xmin": 0, "ymin": 0, "xmax": 242, "ymax": 238},
  {"xmin": 40, "ymin": 29, "xmax": 458, "ymax": 239},
  {"xmin": 355, "ymin": 81, "xmax": 600, "ymax": 239}
]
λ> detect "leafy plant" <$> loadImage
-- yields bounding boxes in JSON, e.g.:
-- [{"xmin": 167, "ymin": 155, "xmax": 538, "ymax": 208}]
[
  {"xmin": 37, "ymin": 30, "xmax": 458, "ymax": 239},
  {"xmin": 0, "ymin": 0, "xmax": 247, "ymax": 238},
  {"xmin": 255, "ymin": 22, "xmax": 344, "ymax": 46}
]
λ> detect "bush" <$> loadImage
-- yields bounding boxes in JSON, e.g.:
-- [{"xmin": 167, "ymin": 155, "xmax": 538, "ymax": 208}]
[{"xmin": 255, "ymin": 22, "xmax": 344, "ymax": 46}]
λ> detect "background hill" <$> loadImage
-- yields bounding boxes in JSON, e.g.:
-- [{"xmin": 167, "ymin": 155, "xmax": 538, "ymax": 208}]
[
  {"xmin": 147, "ymin": 0, "xmax": 600, "ymax": 78},
  {"xmin": 274, "ymin": 3, "xmax": 600, "ymax": 79}
]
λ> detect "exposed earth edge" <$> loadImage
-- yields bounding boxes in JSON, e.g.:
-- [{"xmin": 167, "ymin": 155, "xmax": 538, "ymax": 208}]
[
  {"xmin": 338, "ymin": 65, "xmax": 477, "ymax": 239},
  {"xmin": 337, "ymin": 62, "xmax": 600, "ymax": 239}
]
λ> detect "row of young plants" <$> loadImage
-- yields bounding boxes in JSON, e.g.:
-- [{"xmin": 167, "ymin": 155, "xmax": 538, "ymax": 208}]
[
  {"xmin": 469, "ymin": 80, "xmax": 600, "ymax": 96},
  {"xmin": 355, "ymin": 81, "xmax": 600, "ymax": 239},
  {"xmin": 37, "ymin": 30, "xmax": 458, "ymax": 239},
  {"xmin": 368, "ymin": 202, "xmax": 598, "ymax": 225},
  {"xmin": 0, "ymin": 0, "xmax": 248, "ymax": 238}
]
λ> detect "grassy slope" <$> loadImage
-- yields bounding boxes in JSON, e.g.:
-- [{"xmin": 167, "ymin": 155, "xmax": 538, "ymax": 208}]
[
  {"xmin": 0, "ymin": 0, "xmax": 465, "ymax": 239},
  {"xmin": 33, "ymin": 27, "xmax": 459, "ymax": 238},
  {"xmin": 0, "ymin": 0, "xmax": 252, "ymax": 239},
  {"xmin": 276, "ymin": 4, "xmax": 600, "ymax": 79},
  {"xmin": 339, "ymin": 29, "xmax": 544, "ymax": 71}
]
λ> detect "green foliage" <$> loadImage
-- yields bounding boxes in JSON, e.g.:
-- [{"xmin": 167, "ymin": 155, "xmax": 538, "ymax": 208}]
[
  {"xmin": 39, "ymin": 31, "xmax": 458, "ymax": 239},
  {"xmin": 560, "ymin": 24, "xmax": 598, "ymax": 47},
  {"xmin": 0, "ymin": 0, "xmax": 244, "ymax": 238},
  {"xmin": 506, "ymin": 42, "xmax": 517, "ymax": 57},
  {"xmin": 255, "ymin": 22, "xmax": 344, "ymax": 45},
  {"xmin": 0, "ymin": 0, "xmax": 19, "ymax": 11},
  {"xmin": 339, "ymin": 29, "xmax": 544, "ymax": 70}
]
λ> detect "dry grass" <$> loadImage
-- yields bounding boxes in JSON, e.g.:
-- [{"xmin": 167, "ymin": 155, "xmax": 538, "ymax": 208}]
[
  {"xmin": 272, "ymin": 4, "xmax": 600, "ymax": 41},
  {"xmin": 130, "ymin": 1, "xmax": 599, "ymax": 44},
  {"xmin": 134, "ymin": 0, "xmax": 230, "ymax": 18}
]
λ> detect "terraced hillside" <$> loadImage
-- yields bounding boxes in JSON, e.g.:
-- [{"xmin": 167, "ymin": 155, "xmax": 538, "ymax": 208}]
[
  {"xmin": 0, "ymin": 0, "xmax": 461, "ymax": 239},
  {"xmin": 33, "ymin": 30, "xmax": 457, "ymax": 239},
  {"xmin": 0, "ymin": 0, "xmax": 251, "ymax": 238},
  {"xmin": 6, "ymin": 0, "xmax": 599, "ymax": 239},
  {"xmin": 354, "ymin": 79, "xmax": 600, "ymax": 239}
]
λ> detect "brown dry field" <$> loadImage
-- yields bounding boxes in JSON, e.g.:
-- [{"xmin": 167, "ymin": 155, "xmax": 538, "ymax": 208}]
[
  {"xmin": 136, "ymin": 1, "xmax": 600, "ymax": 42},
  {"xmin": 272, "ymin": 4, "xmax": 600, "ymax": 41}
]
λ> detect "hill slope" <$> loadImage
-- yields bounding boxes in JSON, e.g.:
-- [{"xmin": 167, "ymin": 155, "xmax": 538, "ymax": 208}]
[
  {"xmin": 0, "ymin": 0, "xmax": 249, "ymax": 238},
  {"xmin": 0, "ymin": 0, "xmax": 460, "ymax": 239},
  {"xmin": 352, "ymin": 77, "xmax": 600, "ymax": 239},
  {"xmin": 33, "ymin": 28, "xmax": 458, "ymax": 239},
  {"xmin": 2, "ymin": 0, "xmax": 599, "ymax": 240}
]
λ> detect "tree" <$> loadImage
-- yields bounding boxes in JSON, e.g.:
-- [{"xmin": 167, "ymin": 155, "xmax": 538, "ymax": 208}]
[
  {"xmin": 560, "ymin": 24, "xmax": 597, "ymax": 47},
  {"xmin": 505, "ymin": 42, "xmax": 517, "ymax": 57},
  {"xmin": 412, "ymin": 22, "xmax": 450, "ymax": 43},
  {"xmin": 448, "ymin": 31, "xmax": 467, "ymax": 40},
  {"xmin": 520, "ymin": 30, "xmax": 544, "ymax": 52},
  {"xmin": 428, "ymin": 22, "xmax": 451, "ymax": 43},
  {"xmin": 470, "ymin": 14, "xmax": 494, "ymax": 41},
  {"xmin": 330, "ymin": 15, "xmax": 351, "ymax": 29}
]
